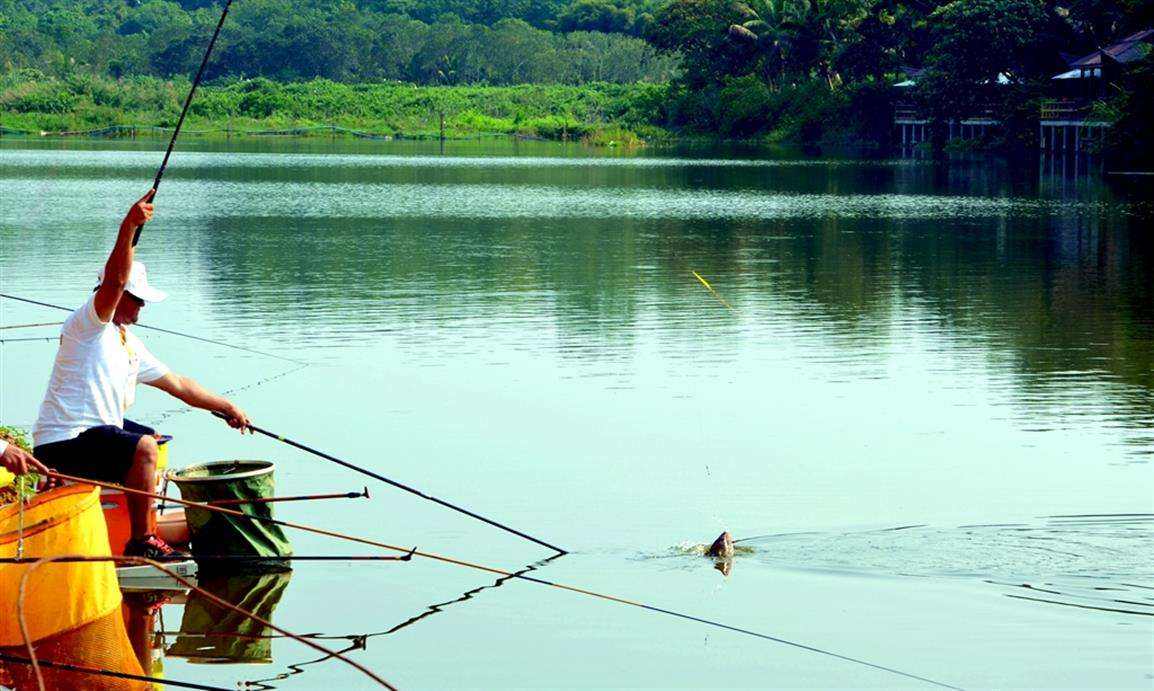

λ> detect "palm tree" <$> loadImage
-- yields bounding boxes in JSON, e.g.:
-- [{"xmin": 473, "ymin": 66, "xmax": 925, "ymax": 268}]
[
  {"xmin": 727, "ymin": 0, "xmax": 855, "ymax": 89},
  {"xmin": 726, "ymin": 0, "xmax": 799, "ymax": 84}
]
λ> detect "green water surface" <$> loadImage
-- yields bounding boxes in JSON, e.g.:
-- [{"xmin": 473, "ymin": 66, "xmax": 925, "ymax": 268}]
[{"xmin": 1, "ymin": 139, "xmax": 1151, "ymax": 690}]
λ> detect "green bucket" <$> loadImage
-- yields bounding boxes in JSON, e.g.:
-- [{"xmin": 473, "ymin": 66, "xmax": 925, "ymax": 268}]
[{"xmin": 167, "ymin": 460, "xmax": 293, "ymax": 572}]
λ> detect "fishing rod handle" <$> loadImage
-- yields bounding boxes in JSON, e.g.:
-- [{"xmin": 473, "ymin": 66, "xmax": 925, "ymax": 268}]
[{"xmin": 131, "ymin": 187, "xmax": 159, "ymax": 247}]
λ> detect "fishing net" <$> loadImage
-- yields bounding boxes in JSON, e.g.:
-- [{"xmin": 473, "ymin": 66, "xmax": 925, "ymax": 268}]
[
  {"xmin": 168, "ymin": 460, "xmax": 292, "ymax": 572},
  {"xmin": 0, "ymin": 484, "xmax": 122, "ymax": 646},
  {"xmin": 0, "ymin": 608, "xmax": 148, "ymax": 690}
]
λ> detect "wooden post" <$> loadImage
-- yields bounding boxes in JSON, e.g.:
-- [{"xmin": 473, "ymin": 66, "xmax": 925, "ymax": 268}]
[{"xmin": 439, "ymin": 111, "xmax": 445, "ymax": 142}]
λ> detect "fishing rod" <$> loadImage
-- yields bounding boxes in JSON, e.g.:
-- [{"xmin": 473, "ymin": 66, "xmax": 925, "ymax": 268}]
[
  {"xmin": 210, "ymin": 411, "xmax": 567, "ymax": 555},
  {"xmin": 132, "ymin": 0, "xmax": 235, "ymax": 246},
  {"xmin": 0, "ymin": 653, "xmax": 231, "ymax": 691},
  {"xmin": 0, "ymin": 293, "xmax": 304, "ymax": 364},
  {"xmin": 43, "ymin": 471, "xmax": 963, "ymax": 690},
  {"xmin": 11, "ymin": 553, "xmax": 395, "ymax": 690},
  {"xmin": 207, "ymin": 487, "xmax": 369, "ymax": 506},
  {"xmin": 0, "ymin": 552, "xmax": 414, "ymax": 564}
]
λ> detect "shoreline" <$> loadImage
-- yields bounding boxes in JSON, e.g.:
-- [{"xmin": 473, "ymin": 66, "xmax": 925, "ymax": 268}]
[
  {"xmin": 0, "ymin": 77, "xmax": 667, "ymax": 148},
  {"xmin": 0, "ymin": 121, "xmax": 654, "ymax": 147}
]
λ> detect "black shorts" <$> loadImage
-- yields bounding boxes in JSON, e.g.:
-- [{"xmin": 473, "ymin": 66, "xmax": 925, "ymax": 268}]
[{"xmin": 34, "ymin": 419, "xmax": 156, "ymax": 483}]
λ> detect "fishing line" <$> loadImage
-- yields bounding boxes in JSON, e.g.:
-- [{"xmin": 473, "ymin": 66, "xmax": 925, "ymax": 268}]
[
  {"xmin": 150, "ymin": 362, "xmax": 310, "ymax": 425},
  {"xmin": 211, "ymin": 411, "xmax": 568, "ymax": 555},
  {"xmin": 241, "ymin": 554, "xmax": 564, "ymax": 689},
  {"xmin": 132, "ymin": 0, "xmax": 235, "ymax": 246},
  {"xmin": 0, "ymin": 322, "xmax": 61, "ymax": 330},
  {"xmin": 45, "ymin": 472, "xmax": 963, "ymax": 690},
  {"xmin": 241, "ymin": 637, "xmax": 364, "ymax": 690},
  {"xmin": 383, "ymin": 553, "xmax": 565, "ymax": 636},
  {"xmin": 12, "ymin": 554, "xmax": 395, "ymax": 689},
  {"xmin": 0, "ymin": 293, "xmax": 305, "ymax": 363},
  {"xmin": 0, "ymin": 336, "xmax": 56, "ymax": 344}
]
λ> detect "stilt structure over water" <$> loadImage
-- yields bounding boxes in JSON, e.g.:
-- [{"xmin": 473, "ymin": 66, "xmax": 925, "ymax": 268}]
[
  {"xmin": 1040, "ymin": 29, "xmax": 1152, "ymax": 153},
  {"xmin": 893, "ymin": 68, "xmax": 1008, "ymax": 148},
  {"xmin": 893, "ymin": 29, "xmax": 1152, "ymax": 153}
]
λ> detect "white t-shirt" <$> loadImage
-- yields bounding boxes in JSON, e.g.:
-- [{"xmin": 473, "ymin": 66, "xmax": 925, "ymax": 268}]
[{"xmin": 33, "ymin": 295, "xmax": 170, "ymax": 447}]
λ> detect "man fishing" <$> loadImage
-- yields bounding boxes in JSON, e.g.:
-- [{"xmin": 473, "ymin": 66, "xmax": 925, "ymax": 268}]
[{"xmin": 32, "ymin": 190, "xmax": 251, "ymax": 559}]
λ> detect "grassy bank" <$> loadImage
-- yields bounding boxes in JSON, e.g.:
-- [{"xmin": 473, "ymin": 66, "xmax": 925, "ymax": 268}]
[{"xmin": 0, "ymin": 73, "xmax": 670, "ymax": 145}]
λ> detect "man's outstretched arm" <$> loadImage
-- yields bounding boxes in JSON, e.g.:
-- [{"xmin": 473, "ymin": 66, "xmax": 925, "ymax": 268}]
[
  {"xmin": 94, "ymin": 190, "xmax": 154, "ymax": 322},
  {"xmin": 147, "ymin": 372, "xmax": 251, "ymax": 431}
]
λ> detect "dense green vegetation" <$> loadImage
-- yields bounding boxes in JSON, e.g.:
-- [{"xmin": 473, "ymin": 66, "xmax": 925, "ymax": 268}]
[
  {"xmin": 646, "ymin": 0, "xmax": 1153, "ymax": 148},
  {"xmin": 0, "ymin": 72, "xmax": 667, "ymax": 143},
  {"xmin": 0, "ymin": 0, "xmax": 1151, "ymax": 153},
  {"xmin": 0, "ymin": 0, "xmax": 673, "ymax": 84}
]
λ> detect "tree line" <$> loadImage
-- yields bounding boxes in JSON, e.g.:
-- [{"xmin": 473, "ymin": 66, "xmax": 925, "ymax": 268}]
[
  {"xmin": 645, "ymin": 0, "xmax": 1154, "ymax": 147},
  {"xmin": 0, "ymin": 0, "xmax": 675, "ymax": 84},
  {"xmin": 1, "ymin": 0, "xmax": 1152, "ymax": 154}
]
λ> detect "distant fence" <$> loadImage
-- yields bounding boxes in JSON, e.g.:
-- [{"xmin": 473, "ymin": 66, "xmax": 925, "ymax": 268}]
[
  {"xmin": 0, "ymin": 123, "xmax": 552, "ymax": 141},
  {"xmin": 1040, "ymin": 99, "xmax": 1090, "ymax": 122}
]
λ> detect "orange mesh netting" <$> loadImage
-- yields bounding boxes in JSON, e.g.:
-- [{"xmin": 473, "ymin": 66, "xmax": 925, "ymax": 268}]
[
  {"xmin": 0, "ymin": 609, "xmax": 147, "ymax": 690},
  {"xmin": 0, "ymin": 484, "xmax": 122, "ymax": 646}
]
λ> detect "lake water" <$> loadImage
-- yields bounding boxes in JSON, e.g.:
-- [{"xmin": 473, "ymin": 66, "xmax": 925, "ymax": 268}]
[{"xmin": 1, "ymin": 140, "xmax": 1152, "ymax": 689}]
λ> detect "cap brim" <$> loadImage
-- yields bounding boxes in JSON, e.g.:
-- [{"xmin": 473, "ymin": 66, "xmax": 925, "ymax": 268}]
[{"xmin": 128, "ymin": 286, "xmax": 167, "ymax": 303}]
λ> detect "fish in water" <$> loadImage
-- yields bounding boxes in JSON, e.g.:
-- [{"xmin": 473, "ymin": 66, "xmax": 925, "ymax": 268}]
[{"xmin": 705, "ymin": 531, "xmax": 734, "ymax": 560}]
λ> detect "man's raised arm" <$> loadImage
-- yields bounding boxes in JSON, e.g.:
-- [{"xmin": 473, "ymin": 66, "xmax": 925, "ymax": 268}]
[{"xmin": 94, "ymin": 190, "xmax": 154, "ymax": 322}]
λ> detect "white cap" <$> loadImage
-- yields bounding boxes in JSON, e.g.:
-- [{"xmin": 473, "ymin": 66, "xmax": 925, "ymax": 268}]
[{"xmin": 98, "ymin": 260, "xmax": 168, "ymax": 303}]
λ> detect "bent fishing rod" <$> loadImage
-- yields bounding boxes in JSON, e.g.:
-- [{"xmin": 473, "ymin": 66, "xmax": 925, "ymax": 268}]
[
  {"xmin": 211, "ymin": 410, "xmax": 567, "ymax": 554},
  {"xmin": 0, "ymin": 293, "xmax": 303, "ymax": 364},
  {"xmin": 133, "ymin": 0, "xmax": 235, "ymax": 246},
  {"xmin": 41, "ymin": 471, "xmax": 963, "ymax": 690}
]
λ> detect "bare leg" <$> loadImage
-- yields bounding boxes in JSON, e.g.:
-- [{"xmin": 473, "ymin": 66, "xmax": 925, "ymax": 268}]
[{"xmin": 125, "ymin": 435, "xmax": 158, "ymax": 539}]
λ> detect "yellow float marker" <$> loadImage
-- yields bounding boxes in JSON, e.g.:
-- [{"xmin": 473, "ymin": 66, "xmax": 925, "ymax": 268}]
[{"xmin": 691, "ymin": 270, "xmax": 735, "ymax": 311}]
